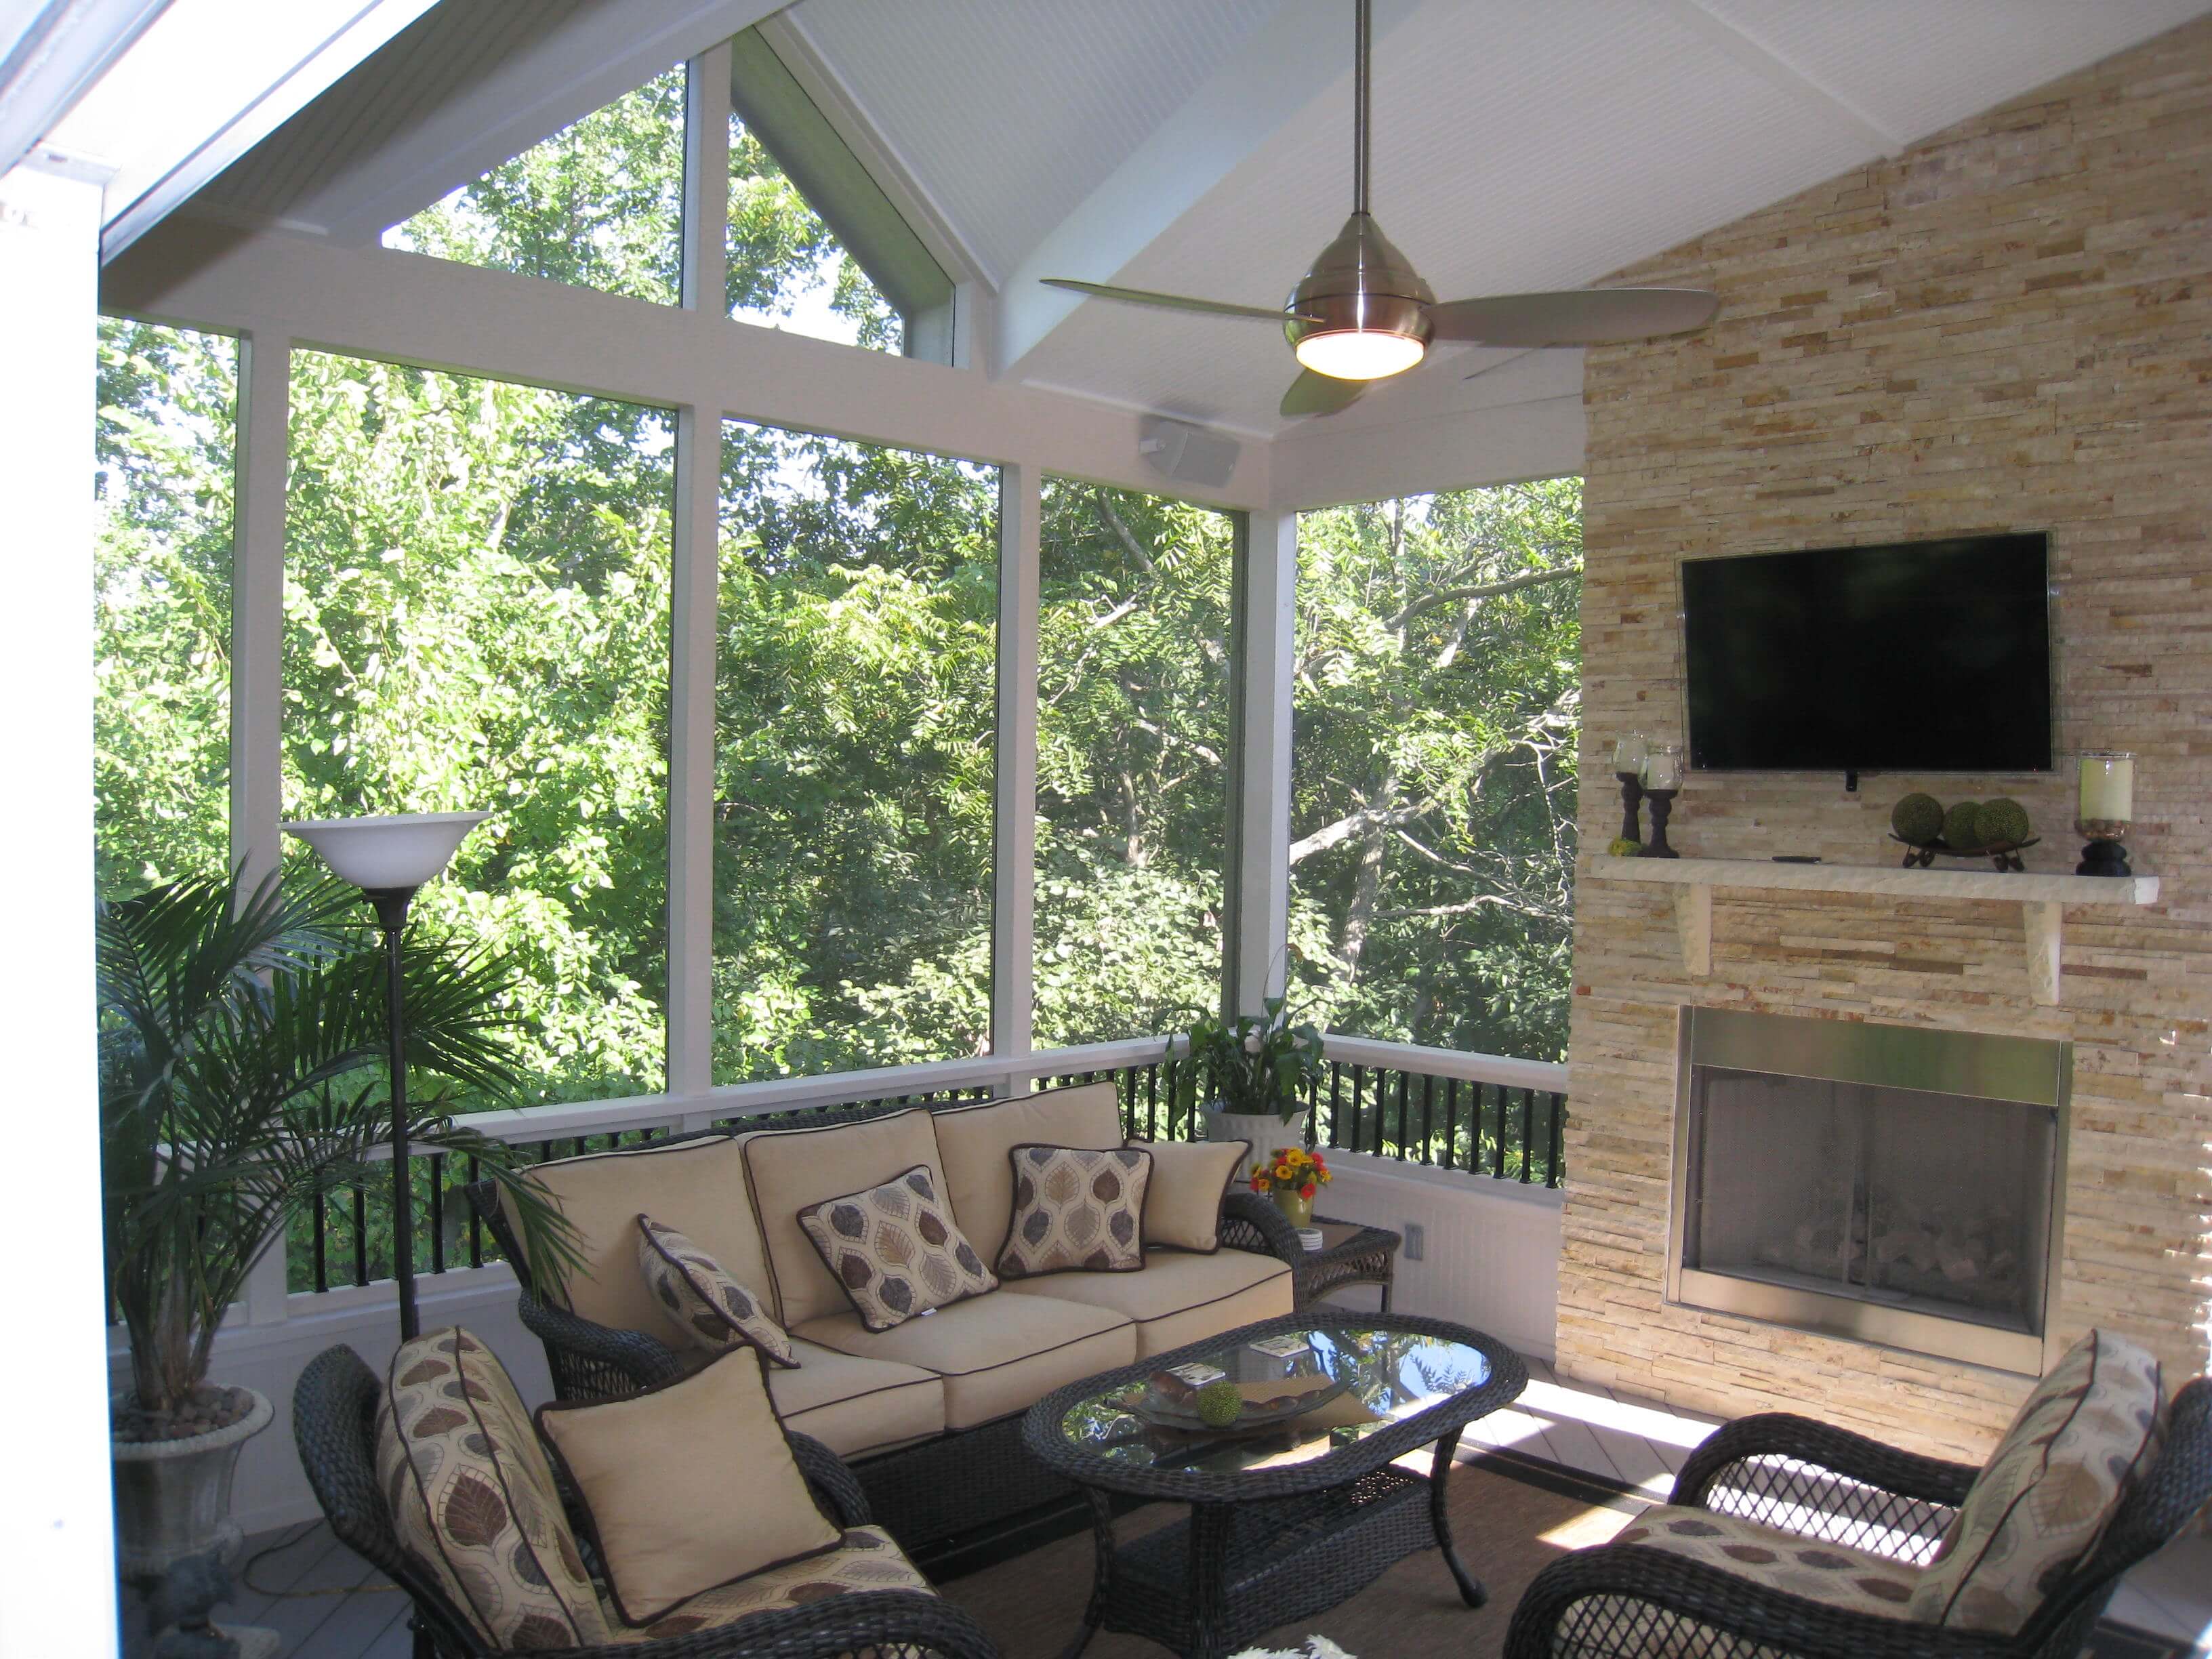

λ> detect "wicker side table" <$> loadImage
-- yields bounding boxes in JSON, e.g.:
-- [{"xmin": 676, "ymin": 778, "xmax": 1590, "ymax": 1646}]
[{"xmin": 1296, "ymin": 1217, "xmax": 1402, "ymax": 1311}]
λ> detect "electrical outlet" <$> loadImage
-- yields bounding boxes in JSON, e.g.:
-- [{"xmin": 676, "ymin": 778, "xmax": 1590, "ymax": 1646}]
[{"xmin": 1401, "ymin": 1221, "xmax": 1425, "ymax": 1262}]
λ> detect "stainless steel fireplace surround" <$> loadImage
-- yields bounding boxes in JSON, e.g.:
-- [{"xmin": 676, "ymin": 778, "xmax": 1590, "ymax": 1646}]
[{"xmin": 1667, "ymin": 1008, "xmax": 2069, "ymax": 1376}]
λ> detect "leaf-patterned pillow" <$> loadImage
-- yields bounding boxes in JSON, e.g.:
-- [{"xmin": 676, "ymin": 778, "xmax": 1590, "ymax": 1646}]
[
  {"xmin": 635, "ymin": 1214, "xmax": 797, "ymax": 1367},
  {"xmin": 796, "ymin": 1164, "xmax": 997, "ymax": 1332},
  {"xmin": 997, "ymin": 1145, "xmax": 1153, "ymax": 1278},
  {"xmin": 375, "ymin": 1326, "xmax": 607, "ymax": 1650}
]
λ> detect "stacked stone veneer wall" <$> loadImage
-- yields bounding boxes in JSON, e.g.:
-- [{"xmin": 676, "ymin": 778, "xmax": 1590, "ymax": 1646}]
[{"xmin": 1563, "ymin": 18, "xmax": 2212, "ymax": 1460}]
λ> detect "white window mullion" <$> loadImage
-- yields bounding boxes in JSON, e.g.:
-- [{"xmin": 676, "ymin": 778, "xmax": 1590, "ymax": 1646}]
[
  {"xmin": 666, "ymin": 45, "xmax": 730, "ymax": 1099},
  {"xmin": 991, "ymin": 462, "xmax": 1041, "ymax": 1075},
  {"xmin": 1231, "ymin": 508, "xmax": 1297, "ymax": 1015},
  {"xmin": 232, "ymin": 329, "xmax": 292, "ymax": 1324}
]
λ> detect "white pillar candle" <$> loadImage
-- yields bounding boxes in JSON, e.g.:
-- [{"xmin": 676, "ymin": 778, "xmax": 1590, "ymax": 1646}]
[
  {"xmin": 1643, "ymin": 744, "xmax": 1683, "ymax": 790},
  {"xmin": 2078, "ymin": 752, "xmax": 2134, "ymax": 821},
  {"xmin": 1613, "ymin": 733, "xmax": 1647, "ymax": 773}
]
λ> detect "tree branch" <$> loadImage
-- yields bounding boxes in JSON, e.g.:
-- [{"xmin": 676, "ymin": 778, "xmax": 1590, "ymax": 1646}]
[
  {"xmin": 1289, "ymin": 798, "xmax": 1431, "ymax": 865},
  {"xmin": 1385, "ymin": 563, "xmax": 1581, "ymax": 632}
]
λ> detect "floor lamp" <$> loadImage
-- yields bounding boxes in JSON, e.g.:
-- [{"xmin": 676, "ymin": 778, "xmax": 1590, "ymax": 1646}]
[{"xmin": 282, "ymin": 811, "xmax": 489, "ymax": 1340}]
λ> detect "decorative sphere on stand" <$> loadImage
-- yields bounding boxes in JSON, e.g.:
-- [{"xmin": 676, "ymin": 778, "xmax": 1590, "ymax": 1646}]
[
  {"xmin": 1942, "ymin": 800, "xmax": 1982, "ymax": 849},
  {"xmin": 1889, "ymin": 793, "xmax": 1944, "ymax": 845}
]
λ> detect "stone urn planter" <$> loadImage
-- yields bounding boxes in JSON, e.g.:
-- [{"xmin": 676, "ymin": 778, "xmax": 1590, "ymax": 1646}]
[
  {"xmin": 1204, "ymin": 1104, "xmax": 1309, "ymax": 1162},
  {"xmin": 110, "ymin": 1386, "xmax": 272, "ymax": 1583}
]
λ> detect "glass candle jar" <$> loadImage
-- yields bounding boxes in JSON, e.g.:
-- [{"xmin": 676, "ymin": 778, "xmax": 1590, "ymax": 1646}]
[
  {"xmin": 2077, "ymin": 751, "xmax": 2134, "ymax": 827},
  {"xmin": 1641, "ymin": 744, "xmax": 1683, "ymax": 791}
]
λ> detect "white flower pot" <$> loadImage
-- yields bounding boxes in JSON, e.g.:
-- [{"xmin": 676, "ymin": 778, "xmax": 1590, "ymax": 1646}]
[
  {"xmin": 110, "ymin": 1387, "xmax": 272, "ymax": 1582},
  {"xmin": 1205, "ymin": 1105, "xmax": 1309, "ymax": 1162}
]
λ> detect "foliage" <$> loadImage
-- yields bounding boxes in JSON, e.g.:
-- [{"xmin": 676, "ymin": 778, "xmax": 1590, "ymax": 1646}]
[
  {"xmin": 1172, "ymin": 996, "xmax": 1326, "ymax": 1125},
  {"xmin": 94, "ymin": 68, "xmax": 1584, "ymax": 1167},
  {"xmin": 1290, "ymin": 482, "xmax": 1583, "ymax": 1062},
  {"xmin": 98, "ymin": 869, "xmax": 575, "ymax": 1415}
]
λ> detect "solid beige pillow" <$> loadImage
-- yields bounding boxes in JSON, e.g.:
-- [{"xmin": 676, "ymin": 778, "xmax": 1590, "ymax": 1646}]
[
  {"xmin": 1126, "ymin": 1138, "xmax": 1248, "ymax": 1252},
  {"xmin": 536, "ymin": 1349, "xmax": 840, "ymax": 1626}
]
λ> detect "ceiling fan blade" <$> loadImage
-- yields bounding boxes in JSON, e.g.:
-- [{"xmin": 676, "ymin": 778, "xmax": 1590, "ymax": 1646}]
[
  {"xmin": 1281, "ymin": 369, "xmax": 1368, "ymax": 419},
  {"xmin": 1433, "ymin": 287, "xmax": 1719, "ymax": 349},
  {"xmin": 1042, "ymin": 277, "xmax": 1315, "ymax": 325}
]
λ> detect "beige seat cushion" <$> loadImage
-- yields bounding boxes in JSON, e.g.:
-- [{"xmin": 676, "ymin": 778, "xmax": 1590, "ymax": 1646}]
[
  {"xmin": 538, "ymin": 1349, "xmax": 843, "ymax": 1628},
  {"xmin": 376, "ymin": 1328, "xmax": 607, "ymax": 1650},
  {"xmin": 1125, "ymin": 1138, "xmax": 1250, "ymax": 1252},
  {"xmin": 1910, "ymin": 1328, "xmax": 2163, "ymax": 1633},
  {"xmin": 601, "ymin": 1524, "xmax": 933, "ymax": 1645},
  {"xmin": 1002, "ymin": 1248, "xmax": 1294, "ymax": 1357},
  {"xmin": 743, "ymin": 1108, "xmax": 949, "ymax": 1327},
  {"xmin": 769, "ymin": 1338, "xmax": 946, "ymax": 1461},
  {"xmin": 795, "ymin": 1291, "xmax": 1136, "ymax": 1430},
  {"xmin": 930, "ymin": 1082, "xmax": 1124, "ymax": 1263},
  {"xmin": 504, "ymin": 1134, "xmax": 770, "ymax": 1341}
]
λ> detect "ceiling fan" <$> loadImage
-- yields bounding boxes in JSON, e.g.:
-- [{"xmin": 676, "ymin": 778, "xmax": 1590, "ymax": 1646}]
[{"xmin": 1042, "ymin": 0, "xmax": 1719, "ymax": 419}]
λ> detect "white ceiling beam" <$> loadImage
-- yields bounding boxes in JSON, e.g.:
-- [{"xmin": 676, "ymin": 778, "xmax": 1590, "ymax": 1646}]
[
  {"xmin": 0, "ymin": 0, "xmax": 172, "ymax": 179},
  {"xmin": 295, "ymin": 0, "xmax": 787, "ymax": 245},
  {"xmin": 991, "ymin": 0, "xmax": 1425, "ymax": 384},
  {"xmin": 1647, "ymin": 0, "xmax": 1903, "ymax": 157}
]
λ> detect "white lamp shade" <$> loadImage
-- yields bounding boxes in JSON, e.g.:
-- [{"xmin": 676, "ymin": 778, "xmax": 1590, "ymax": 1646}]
[{"xmin": 283, "ymin": 811, "xmax": 489, "ymax": 890}]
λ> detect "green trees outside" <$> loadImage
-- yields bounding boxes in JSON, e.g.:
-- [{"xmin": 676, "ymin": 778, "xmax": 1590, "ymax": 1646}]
[
  {"xmin": 94, "ymin": 63, "xmax": 1582, "ymax": 1144},
  {"xmin": 1290, "ymin": 483, "xmax": 1582, "ymax": 1061}
]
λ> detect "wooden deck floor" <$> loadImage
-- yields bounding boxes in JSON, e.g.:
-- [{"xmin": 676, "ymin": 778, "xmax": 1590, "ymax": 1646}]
[{"xmin": 226, "ymin": 1355, "xmax": 2209, "ymax": 1659}]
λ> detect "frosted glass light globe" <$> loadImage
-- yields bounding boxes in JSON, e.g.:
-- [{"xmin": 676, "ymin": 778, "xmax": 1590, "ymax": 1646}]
[{"xmin": 1293, "ymin": 329, "xmax": 1427, "ymax": 381}]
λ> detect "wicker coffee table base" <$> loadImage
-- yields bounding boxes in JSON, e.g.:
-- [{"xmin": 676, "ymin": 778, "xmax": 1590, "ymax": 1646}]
[{"xmin": 1059, "ymin": 1427, "xmax": 1480, "ymax": 1659}]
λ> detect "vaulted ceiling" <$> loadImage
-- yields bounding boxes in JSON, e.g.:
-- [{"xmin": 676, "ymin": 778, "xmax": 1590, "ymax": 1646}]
[{"xmin": 186, "ymin": 0, "xmax": 2212, "ymax": 439}]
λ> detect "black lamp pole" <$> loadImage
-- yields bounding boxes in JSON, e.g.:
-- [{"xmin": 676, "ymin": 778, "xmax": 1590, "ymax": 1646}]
[{"xmin": 364, "ymin": 884, "xmax": 421, "ymax": 1340}]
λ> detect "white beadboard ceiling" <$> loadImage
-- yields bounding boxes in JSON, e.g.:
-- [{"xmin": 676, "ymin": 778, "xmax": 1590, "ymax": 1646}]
[{"xmin": 185, "ymin": 0, "xmax": 2212, "ymax": 435}]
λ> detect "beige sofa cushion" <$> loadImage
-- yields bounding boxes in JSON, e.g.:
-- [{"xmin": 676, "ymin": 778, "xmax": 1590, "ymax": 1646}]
[
  {"xmin": 930, "ymin": 1082, "xmax": 1124, "ymax": 1262},
  {"xmin": 1002, "ymin": 1248, "xmax": 1294, "ymax": 1357},
  {"xmin": 1125, "ymin": 1138, "xmax": 1249, "ymax": 1252},
  {"xmin": 599, "ymin": 1523, "xmax": 933, "ymax": 1645},
  {"xmin": 504, "ymin": 1134, "xmax": 769, "ymax": 1340},
  {"xmin": 769, "ymin": 1338, "xmax": 945, "ymax": 1460},
  {"xmin": 1910, "ymin": 1328, "xmax": 2163, "ymax": 1633},
  {"xmin": 537, "ymin": 1349, "xmax": 842, "ymax": 1628},
  {"xmin": 376, "ymin": 1328, "xmax": 607, "ymax": 1650},
  {"xmin": 795, "ymin": 1292, "xmax": 1136, "ymax": 1430},
  {"xmin": 743, "ymin": 1108, "xmax": 949, "ymax": 1327},
  {"xmin": 1616, "ymin": 1504, "xmax": 1925, "ymax": 1614}
]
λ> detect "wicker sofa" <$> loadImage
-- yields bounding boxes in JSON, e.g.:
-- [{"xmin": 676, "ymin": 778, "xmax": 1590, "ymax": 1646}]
[{"xmin": 469, "ymin": 1082, "xmax": 1311, "ymax": 1548}]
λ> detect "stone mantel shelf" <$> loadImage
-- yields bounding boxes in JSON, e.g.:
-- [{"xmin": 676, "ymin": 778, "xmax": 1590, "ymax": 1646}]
[{"xmin": 1585, "ymin": 855, "xmax": 2159, "ymax": 1006}]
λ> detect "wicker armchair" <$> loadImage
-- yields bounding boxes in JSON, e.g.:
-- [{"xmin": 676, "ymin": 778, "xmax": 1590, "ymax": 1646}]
[
  {"xmin": 292, "ymin": 1344, "xmax": 1000, "ymax": 1659},
  {"xmin": 1505, "ymin": 1377, "xmax": 2212, "ymax": 1659}
]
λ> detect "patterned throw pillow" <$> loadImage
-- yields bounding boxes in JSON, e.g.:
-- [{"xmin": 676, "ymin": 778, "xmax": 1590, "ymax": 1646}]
[
  {"xmin": 635, "ymin": 1214, "xmax": 797, "ymax": 1367},
  {"xmin": 997, "ymin": 1145, "xmax": 1153, "ymax": 1278},
  {"xmin": 1909, "ymin": 1328, "xmax": 2163, "ymax": 1633},
  {"xmin": 375, "ymin": 1327, "xmax": 607, "ymax": 1650},
  {"xmin": 797, "ymin": 1164, "xmax": 998, "ymax": 1332}
]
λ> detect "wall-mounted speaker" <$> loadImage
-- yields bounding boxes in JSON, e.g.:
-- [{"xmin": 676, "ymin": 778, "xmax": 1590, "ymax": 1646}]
[{"xmin": 1138, "ymin": 415, "xmax": 1240, "ymax": 490}]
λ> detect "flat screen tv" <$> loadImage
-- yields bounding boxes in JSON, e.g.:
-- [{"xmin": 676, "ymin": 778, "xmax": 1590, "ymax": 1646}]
[{"xmin": 1681, "ymin": 533, "xmax": 2053, "ymax": 777}]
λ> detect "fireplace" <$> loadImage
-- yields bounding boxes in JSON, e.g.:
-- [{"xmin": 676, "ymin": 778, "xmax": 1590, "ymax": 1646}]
[{"xmin": 1667, "ymin": 1009, "xmax": 2069, "ymax": 1376}]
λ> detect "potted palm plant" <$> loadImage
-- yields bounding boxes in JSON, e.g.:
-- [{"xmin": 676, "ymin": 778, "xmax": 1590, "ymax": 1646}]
[
  {"xmin": 99, "ymin": 867, "xmax": 575, "ymax": 1597},
  {"xmin": 1168, "ymin": 996, "xmax": 1328, "ymax": 1149}
]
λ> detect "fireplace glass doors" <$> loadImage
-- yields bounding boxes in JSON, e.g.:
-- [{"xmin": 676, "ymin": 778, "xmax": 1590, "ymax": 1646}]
[{"xmin": 1669, "ymin": 1009, "xmax": 2068, "ymax": 1376}]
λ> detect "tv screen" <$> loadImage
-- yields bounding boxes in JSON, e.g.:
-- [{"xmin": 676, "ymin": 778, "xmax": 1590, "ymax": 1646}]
[{"xmin": 1681, "ymin": 534, "xmax": 2053, "ymax": 775}]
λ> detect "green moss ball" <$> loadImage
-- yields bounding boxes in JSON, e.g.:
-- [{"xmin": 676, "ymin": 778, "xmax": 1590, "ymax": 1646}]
[
  {"xmin": 1889, "ymin": 793, "xmax": 1944, "ymax": 845},
  {"xmin": 1608, "ymin": 836, "xmax": 1644, "ymax": 858},
  {"xmin": 1195, "ymin": 1380, "xmax": 1243, "ymax": 1428},
  {"xmin": 1975, "ymin": 798, "xmax": 2032, "ymax": 847},
  {"xmin": 1942, "ymin": 801, "xmax": 1983, "ymax": 849}
]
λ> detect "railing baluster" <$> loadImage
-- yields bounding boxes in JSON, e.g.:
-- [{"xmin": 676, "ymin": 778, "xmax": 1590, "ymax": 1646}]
[
  {"xmin": 1387, "ymin": 1069, "xmax": 1405, "ymax": 1159},
  {"xmin": 1327, "ymin": 1063, "xmax": 1344, "ymax": 1149},
  {"xmin": 1491, "ymin": 1085, "xmax": 1506, "ymax": 1179},
  {"xmin": 1548, "ymin": 1091, "xmax": 1565, "ymax": 1188},
  {"xmin": 1445, "ymin": 1078, "xmax": 1460, "ymax": 1171},
  {"xmin": 467, "ymin": 1154, "xmax": 483, "ymax": 1267},
  {"xmin": 1418, "ymin": 1074, "xmax": 1435, "ymax": 1166},
  {"xmin": 312, "ymin": 1189, "xmax": 329, "ymax": 1294},
  {"xmin": 352, "ymin": 1183, "xmax": 369, "ymax": 1288},
  {"xmin": 1519, "ymin": 1088, "xmax": 1535, "ymax": 1181},
  {"xmin": 429, "ymin": 1153, "xmax": 445, "ymax": 1275}
]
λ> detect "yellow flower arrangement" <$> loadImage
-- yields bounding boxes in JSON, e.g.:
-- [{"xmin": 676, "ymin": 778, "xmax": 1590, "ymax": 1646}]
[{"xmin": 1248, "ymin": 1144, "xmax": 1331, "ymax": 1201}]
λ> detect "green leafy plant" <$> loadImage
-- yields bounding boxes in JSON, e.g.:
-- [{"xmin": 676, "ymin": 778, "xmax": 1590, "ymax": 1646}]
[
  {"xmin": 98, "ymin": 868, "xmax": 579, "ymax": 1422},
  {"xmin": 1168, "ymin": 996, "xmax": 1327, "ymax": 1126}
]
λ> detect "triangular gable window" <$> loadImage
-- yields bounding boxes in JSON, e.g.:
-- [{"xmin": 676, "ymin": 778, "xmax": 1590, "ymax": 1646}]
[{"xmin": 384, "ymin": 30, "xmax": 952, "ymax": 363}]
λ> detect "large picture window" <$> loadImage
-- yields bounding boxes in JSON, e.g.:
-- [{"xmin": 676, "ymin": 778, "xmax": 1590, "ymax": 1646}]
[
  {"xmin": 283, "ymin": 352, "xmax": 674, "ymax": 1105},
  {"xmin": 1290, "ymin": 480, "xmax": 1582, "ymax": 1063},
  {"xmin": 1033, "ymin": 481, "xmax": 1234, "ymax": 1047},
  {"xmin": 95, "ymin": 319, "xmax": 238, "ymax": 899},
  {"xmin": 714, "ymin": 422, "xmax": 998, "ymax": 1080}
]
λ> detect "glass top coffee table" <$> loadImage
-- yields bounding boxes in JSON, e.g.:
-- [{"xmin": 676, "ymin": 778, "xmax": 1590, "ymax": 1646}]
[{"xmin": 1021, "ymin": 1311, "xmax": 1527, "ymax": 1659}]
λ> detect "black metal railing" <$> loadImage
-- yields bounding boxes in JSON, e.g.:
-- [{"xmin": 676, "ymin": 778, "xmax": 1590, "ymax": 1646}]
[{"xmin": 286, "ymin": 1050, "xmax": 1564, "ymax": 1294}]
